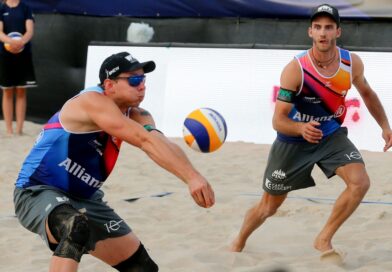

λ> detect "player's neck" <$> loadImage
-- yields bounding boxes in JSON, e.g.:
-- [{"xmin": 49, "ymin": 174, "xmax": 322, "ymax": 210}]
[{"xmin": 310, "ymin": 47, "xmax": 338, "ymax": 69}]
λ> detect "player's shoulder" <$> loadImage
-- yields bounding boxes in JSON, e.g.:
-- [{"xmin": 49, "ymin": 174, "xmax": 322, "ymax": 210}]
[
  {"xmin": 78, "ymin": 88, "xmax": 104, "ymax": 99},
  {"xmin": 348, "ymin": 52, "xmax": 364, "ymax": 76},
  {"xmin": 281, "ymin": 58, "xmax": 302, "ymax": 78},
  {"xmin": 279, "ymin": 56, "xmax": 302, "ymax": 92},
  {"xmin": 287, "ymin": 57, "xmax": 301, "ymax": 69},
  {"xmin": 349, "ymin": 52, "xmax": 362, "ymax": 64},
  {"xmin": 69, "ymin": 88, "xmax": 109, "ymax": 112}
]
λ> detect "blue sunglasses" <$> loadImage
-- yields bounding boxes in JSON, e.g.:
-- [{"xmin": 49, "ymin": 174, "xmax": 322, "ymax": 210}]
[{"xmin": 115, "ymin": 74, "xmax": 146, "ymax": 87}]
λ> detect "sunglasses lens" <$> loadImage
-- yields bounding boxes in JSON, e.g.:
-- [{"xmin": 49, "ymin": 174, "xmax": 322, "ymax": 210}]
[{"xmin": 128, "ymin": 75, "xmax": 145, "ymax": 87}]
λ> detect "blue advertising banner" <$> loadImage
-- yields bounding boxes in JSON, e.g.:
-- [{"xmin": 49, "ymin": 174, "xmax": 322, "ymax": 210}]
[{"xmin": 23, "ymin": 0, "xmax": 392, "ymax": 19}]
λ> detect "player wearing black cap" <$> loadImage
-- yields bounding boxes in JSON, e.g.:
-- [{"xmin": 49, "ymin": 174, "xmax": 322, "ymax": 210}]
[
  {"xmin": 231, "ymin": 3, "xmax": 392, "ymax": 265},
  {"xmin": 14, "ymin": 52, "xmax": 215, "ymax": 272},
  {"xmin": 310, "ymin": 3, "xmax": 340, "ymax": 27}
]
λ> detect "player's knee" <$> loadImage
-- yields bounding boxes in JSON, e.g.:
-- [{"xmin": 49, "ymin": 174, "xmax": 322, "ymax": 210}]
[
  {"xmin": 112, "ymin": 243, "xmax": 159, "ymax": 272},
  {"xmin": 360, "ymin": 177, "xmax": 370, "ymax": 193},
  {"xmin": 48, "ymin": 204, "xmax": 90, "ymax": 262},
  {"xmin": 357, "ymin": 179, "xmax": 370, "ymax": 196},
  {"xmin": 348, "ymin": 176, "xmax": 370, "ymax": 197},
  {"xmin": 256, "ymin": 202, "xmax": 280, "ymax": 219}
]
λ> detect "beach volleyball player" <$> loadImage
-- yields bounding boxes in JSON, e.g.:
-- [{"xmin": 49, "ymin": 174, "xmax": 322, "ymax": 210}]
[
  {"xmin": 231, "ymin": 3, "xmax": 392, "ymax": 263},
  {"xmin": 14, "ymin": 52, "xmax": 215, "ymax": 272}
]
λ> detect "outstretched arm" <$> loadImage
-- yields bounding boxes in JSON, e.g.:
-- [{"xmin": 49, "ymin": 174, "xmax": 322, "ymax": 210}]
[
  {"xmin": 351, "ymin": 53, "xmax": 392, "ymax": 151},
  {"xmin": 129, "ymin": 107, "xmax": 215, "ymax": 207},
  {"xmin": 75, "ymin": 94, "xmax": 215, "ymax": 208}
]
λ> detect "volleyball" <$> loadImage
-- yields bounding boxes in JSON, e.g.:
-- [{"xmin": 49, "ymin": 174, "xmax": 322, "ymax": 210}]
[
  {"xmin": 4, "ymin": 32, "xmax": 24, "ymax": 53},
  {"xmin": 183, "ymin": 108, "xmax": 227, "ymax": 153}
]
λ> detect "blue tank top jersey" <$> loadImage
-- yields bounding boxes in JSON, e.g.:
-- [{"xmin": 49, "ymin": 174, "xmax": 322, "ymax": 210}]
[
  {"xmin": 15, "ymin": 86, "xmax": 127, "ymax": 199},
  {"xmin": 277, "ymin": 47, "xmax": 352, "ymax": 143},
  {"xmin": 0, "ymin": 2, "xmax": 34, "ymax": 53}
]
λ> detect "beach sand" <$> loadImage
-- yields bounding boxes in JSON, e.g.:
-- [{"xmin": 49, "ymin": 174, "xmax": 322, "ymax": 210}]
[{"xmin": 1, "ymin": 121, "xmax": 392, "ymax": 271}]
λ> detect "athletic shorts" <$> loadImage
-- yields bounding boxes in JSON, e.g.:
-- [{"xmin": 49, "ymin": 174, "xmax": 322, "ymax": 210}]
[
  {"xmin": 262, "ymin": 127, "xmax": 364, "ymax": 195},
  {"xmin": 14, "ymin": 185, "xmax": 131, "ymax": 252},
  {"xmin": 0, "ymin": 49, "xmax": 37, "ymax": 88}
]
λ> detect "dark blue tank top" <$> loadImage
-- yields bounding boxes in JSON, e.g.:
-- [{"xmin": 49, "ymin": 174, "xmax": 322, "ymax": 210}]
[{"xmin": 15, "ymin": 86, "xmax": 127, "ymax": 198}]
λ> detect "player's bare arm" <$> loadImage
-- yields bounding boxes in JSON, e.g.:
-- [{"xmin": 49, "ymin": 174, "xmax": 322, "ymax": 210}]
[
  {"xmin": 129, "ymin": 107, "xmax": 157, "ymax": 128},
  {"xmin": 351, "ymin": 53, "xmax": 392, "ymax": 151},
  {"xmin": 74, "ymin": 95, "xmax": 214, "ymax": 208},
  {"xmin": 273, "ymin": 59, "xmax": 323, "ymax": 143},
  {"xmin": 0, "ymin": 22, "xmax": 15, "ymax": 48},
  {"xmin": 129, "ymin": 107, "xmax": 215, "ymax": 207},
  {"xmin": 20, "ymin": 19, "xmax": 34, "ymax": 45}
]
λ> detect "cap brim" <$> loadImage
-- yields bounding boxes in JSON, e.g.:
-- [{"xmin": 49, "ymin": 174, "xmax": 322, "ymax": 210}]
[
  {"xmin": 127, "ymin": 61, "xmax": 155, "ymax": 73},
  {"xmin": 140, "ymin": 61, "xmax": 156, "ymax": 73}
]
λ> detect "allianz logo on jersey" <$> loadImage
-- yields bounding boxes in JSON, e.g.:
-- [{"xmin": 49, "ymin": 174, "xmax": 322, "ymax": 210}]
[
  {"xmin": 293, "ymin": 111, "xmax": 334, "ymax": 122},
  {"xmin": 272, "ymin": 169, "xmax": 286, "ymax": 180},
  {"xmin": 293, "ymin": 105, "xmax": 345, "ymax": 122},
  {"xmin": 58, "ymin": 158, "xmax": 103, "ymax": 189}
]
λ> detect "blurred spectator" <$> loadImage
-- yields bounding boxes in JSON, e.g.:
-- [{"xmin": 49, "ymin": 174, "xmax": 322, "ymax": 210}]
[{"xmin": 0, "ymin": 0, "xmax": 36, "ymax": 135}]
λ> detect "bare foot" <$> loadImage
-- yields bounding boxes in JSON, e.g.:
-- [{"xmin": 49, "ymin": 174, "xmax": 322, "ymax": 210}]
[
  {"xmin": 320, "ymin": 248, "xmax": 346, "ymax": 265},
  {"xmin": 314, "ymin": 235, "xmax": 332, "ymax": 252},
  {"xmin": 229, "ymin": 236, "xmax": 245, "ymax": 252}
]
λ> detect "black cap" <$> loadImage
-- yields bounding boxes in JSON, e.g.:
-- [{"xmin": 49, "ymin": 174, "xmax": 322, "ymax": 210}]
[
  {"xmin": 99, "ymin": 52, "xmax": 156, "ymax": 83},
  {"xmin": 310, "ymin": 4, "xmax": 340, "ymax": 27}
]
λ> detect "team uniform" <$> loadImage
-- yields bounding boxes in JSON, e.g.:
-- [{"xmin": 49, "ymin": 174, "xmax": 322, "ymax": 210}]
[
  {"xmin": 263, "ymin": 48, "xmax": 364, "ymax": 195},
  {"xmin": 14, "ymin": 86, "xmax": 131, "ymax": 252},
  {"xmin": 0, "ymin": 2, "xmax": 37, "ymax": 88}
]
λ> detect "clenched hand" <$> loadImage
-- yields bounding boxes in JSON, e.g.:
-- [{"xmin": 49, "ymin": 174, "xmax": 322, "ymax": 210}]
[
  {"xmin": 187, "ymin": 176, "xmax": 215, "ymax": 208},
  {"xmin": 300, "ymin": 121, "xmax": 323, "ymax": 143}
]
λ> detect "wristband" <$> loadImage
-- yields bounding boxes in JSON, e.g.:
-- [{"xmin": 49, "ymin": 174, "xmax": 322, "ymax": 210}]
[{"xmin": 143, "ymin": 124, "xmax": 163, "ymax": 134}]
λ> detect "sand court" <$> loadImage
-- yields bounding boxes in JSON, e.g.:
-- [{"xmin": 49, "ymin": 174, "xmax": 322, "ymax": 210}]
[{"xmin": 1, "ymin": 121, "xmax": 392, "ymax": 271}]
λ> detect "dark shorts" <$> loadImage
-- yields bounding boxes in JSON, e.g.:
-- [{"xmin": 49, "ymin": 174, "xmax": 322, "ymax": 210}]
[
  {"xmin": 262, "ymin": 127, "xmax": 364, "ymax": 195},
  {"xmin": 0, "ymin": 49, "xmax": 37, "ymax": 88},
  {"xmin": 14, "ymin": 185, "xmax": 131, "ymax": 252}
]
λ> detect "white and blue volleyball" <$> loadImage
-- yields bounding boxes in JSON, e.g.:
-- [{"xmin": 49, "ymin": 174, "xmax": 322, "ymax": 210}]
[
  {"xmin": 183, "ymin": 108, "xmax": 227, "ymax": 153},
  {"xmin": 4, "ymin": 32, "xmax": 24, "ymax": 53}
]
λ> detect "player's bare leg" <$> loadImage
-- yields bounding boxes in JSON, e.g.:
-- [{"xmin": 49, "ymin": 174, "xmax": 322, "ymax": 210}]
[
  {"xmin": 230, "ymin": 192, "xmax": 287, "ymax": 252},
  {"xmin": 15, "ymin": 87, "xmax": 26, "ymax": 135},
  {"xmin": 2, "ymin": 88, "xmax": 14, "ymax": 135},
  {"xmin": 314, "ymin": 163, "xmax": 369, "ymax": 252}
]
